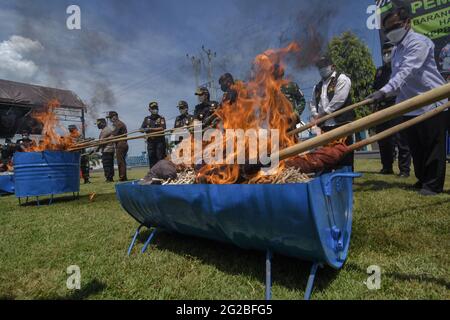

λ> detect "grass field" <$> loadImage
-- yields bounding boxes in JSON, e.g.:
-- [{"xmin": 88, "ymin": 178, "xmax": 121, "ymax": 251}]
[{"xmin": 0, "ymin": 159, "xmax": 449, "ymax": 300}]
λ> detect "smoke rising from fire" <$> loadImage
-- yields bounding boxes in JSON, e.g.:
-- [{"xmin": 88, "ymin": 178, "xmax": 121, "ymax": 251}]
[{"xmin": 9, "ymin": 1, "xmax": 122, "ymax": 126}]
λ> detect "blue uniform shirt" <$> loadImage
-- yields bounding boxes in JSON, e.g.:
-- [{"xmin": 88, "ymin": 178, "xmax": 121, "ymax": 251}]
[{"xmin": 381, "ymin": 30, "xmax": 446, "ymax": 116}]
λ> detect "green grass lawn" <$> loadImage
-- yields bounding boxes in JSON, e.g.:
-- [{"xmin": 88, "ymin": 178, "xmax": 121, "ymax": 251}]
[{"xmin": 0, "ymin": 159, "xmax": 449, "ymax": 300}]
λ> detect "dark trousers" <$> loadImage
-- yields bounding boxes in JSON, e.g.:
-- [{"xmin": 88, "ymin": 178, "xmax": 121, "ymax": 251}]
[
  {"xmin": 147, "ymin": 140, "xmax": 166, "ymax": 169},
  {"xmin": 376, "ymin": 117, "xmax": 411, "ymax": 174},
  {"xmin": 322, "ymin": 125, "xmax": 354, "ymax": 170},
  {"xmin": 404, "ymin": 113, "xmax": 447, "ymax": 193},
  {"xmin": 101, "ymin": 152, "xmax": 115, "ymax": 181},
  {"xmin": 80, "ymin": 154, "xmax": 89, "ymax": 180},
  {"xmin": 116, "ymin": 143, "xmax": 129, "ymax": 181}
]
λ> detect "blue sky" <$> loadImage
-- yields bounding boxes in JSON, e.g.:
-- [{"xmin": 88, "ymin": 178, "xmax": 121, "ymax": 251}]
[{"xmin": 0, "ymin": 0, "xmax": 381, "ymax": 155}]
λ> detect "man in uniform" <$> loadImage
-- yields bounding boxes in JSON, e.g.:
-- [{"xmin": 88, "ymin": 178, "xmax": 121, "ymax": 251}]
[
  {"xmin": 194, "ymin": 87, "xmax": 214, "ymax": 125},
  {"xmin": 68, "ymin": 125, "xmax": 90, "ymax": 184},
  {"xmin": 281, "ymin": 82, "xmax": 306, "ymax": 125},
  {"xmin": 107, "ymin": 111, "xmax": 129, "ymax": 182},
  {"xmin": 273, "ymin": 64, "xmax": 307, "ymax": 128},
  {"xmin": 174, "ymin": 100, "xmax": 194, "ymax": 145},
  {"xmin": 309, "ymin": 56, "xmax": 355, "ymax": 169},
  {"xmin": 96, "ymin": 118, "xmax": 115, "ymax": 182},
  {"xmin": 373, "ymin": 42, "xmax": 411, "ymax": 177},
  {"xmin": 219, "ymin": 73, "xmax": 238, "ymax": 105},
  {"xmin": 369, "ymin": 1, "xmax": 447, "ymax": 195},
  {"xmin": 141, "ymin": 102, "xmax": 167, "ymax": 169}
]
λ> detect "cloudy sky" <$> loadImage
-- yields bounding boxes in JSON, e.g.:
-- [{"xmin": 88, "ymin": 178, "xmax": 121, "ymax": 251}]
[{"xmin": 0, "ymin": 0, "xmax": 380, "ymax": 155}]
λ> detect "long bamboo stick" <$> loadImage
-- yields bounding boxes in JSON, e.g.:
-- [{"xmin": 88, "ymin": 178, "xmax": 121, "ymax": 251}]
[
  {"xmin": 288, "ymin": 98, "xmax": 373, "ymax": 136},
  {"xmin": 68, "ymin": 128, "xmax": 207, "ymax": 152},
  {"xmin": 72, "ymin": 123, "xmax": 200, "ymax": 149},
  {"xmin": 71, "ymin": 129, "xmax": 143, "ymax": 148},
  {"xmin": 348, "ymin": 101, "xmax": 450, "ymax": 152},
  {"xmin": 274, "ymin": 82, "xmax": 450, "ymax": 162}
]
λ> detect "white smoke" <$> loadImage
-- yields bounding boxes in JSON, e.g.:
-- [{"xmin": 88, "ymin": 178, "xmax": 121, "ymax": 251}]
[{"xmin": 0, "ymin": 35, "xmax": 43, "ymax": 80}]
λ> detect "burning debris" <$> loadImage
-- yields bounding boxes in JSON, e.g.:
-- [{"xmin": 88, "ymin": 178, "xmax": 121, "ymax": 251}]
[{"xmin": 24, "ymin": 99, "xmax": 80, "ymax": 152}]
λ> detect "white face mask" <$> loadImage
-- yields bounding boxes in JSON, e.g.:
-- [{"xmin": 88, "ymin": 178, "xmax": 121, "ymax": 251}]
[
  {"xmin": 319, "ymin": 66, "xmax": 333, "ymax": 79},
  {"xmin": 386, "ymin": 27, "xmax": 408, "ymax": 44},
  {"xmin": 383, "ymin": 51, "xmax": 392, "ymax": 64}
]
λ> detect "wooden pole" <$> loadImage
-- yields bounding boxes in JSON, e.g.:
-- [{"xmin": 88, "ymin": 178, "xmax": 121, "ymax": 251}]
[
  {"xmin": 274, "ymin": 83, "xmax": 450, "ymax": 162},
  {"xmin": 288, "ymin": 98, "xmax": 373, "ymax": 136},
  {"xmin": 348, "ymin": 101, "xmax": 450, "ymax": 152},
  {"xmin": 71, "ymin": 129, "xmax": 142, "ymax": 148}
]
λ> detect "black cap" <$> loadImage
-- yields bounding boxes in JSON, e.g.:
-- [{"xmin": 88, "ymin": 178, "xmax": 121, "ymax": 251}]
[
  {"xmin": 177, "ymin": 101, "xmax": 188, "ymax": 108},
  {"xmin": 316, "ymin": 56, "xmax": 333, "ymax": 69},
  {"xmin": 219, "ymin": 73, "xmax": 234, "ymax": 84},
  {"xmin": 106, "ymin": 111, "xmax": 118, "ymax": 118},
  {"xmin": 68, "ymin": 125, "xmax": 78, "ymax": 131},
  {"xmin": 149, "ymin": 102, "xmax": 159, "ymax": 109},
  {"xmin": 195, "ymin": 87, "xmax": 209, "ymax": 96}
]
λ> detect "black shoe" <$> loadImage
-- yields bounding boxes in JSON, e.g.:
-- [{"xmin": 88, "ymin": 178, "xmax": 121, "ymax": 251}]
[
  {"xmin": 413, "ymin": 181, "xmax": 422, "ymax": 190},
  {"xmin": 418, "ymin": 189, "xmax": 438, "ymax": 196},
  {"xmin": 398, "ymin": 172, "xmax": 410, "ymax": 178},
  {"xmin": 84, "ymin": 179, "xmax": 91, "ymax": 184},
  {"xmin": 379, "ymin": 168, "xmax": 394, "ymax": 175}
]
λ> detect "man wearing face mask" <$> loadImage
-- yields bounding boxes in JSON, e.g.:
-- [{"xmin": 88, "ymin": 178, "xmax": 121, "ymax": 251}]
[
  {"xmin": 373, "ymin": 42, "xmax": 411, "ymax": 177},
  {"xmin": 368, "ymin": 2, "xmax": 447, "ymax": 196},
  {"xmin": 96, "ymin": 118, "xmax": 115, "ymax": 182},
  {"xmin": 174, "ymin": 100, "xmax": 194, "ymax": 145},
  {"xmin": 219, "ymin": 73, "xmax": 238, "ymax": 105},
  {"xmin": 194, "ymin": 87, "xmax": 214, "ymax": 125},
  {"xmin": 310, "ymin": 56, "xmax": 355, "ymax": 169},
  {"xmin": 107, "ymin": 111, "xmax": 129, "ymax": 182},
  {"xmin": 141, "ymin": 102, "xmax": 167, "ymax": 169}
]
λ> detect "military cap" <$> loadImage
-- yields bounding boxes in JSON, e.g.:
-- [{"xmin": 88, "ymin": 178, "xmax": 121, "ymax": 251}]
[
  {"xmin": 315, "ymin": 56, "xmax": 333, "ymax": 69},
  {"xmin": 106, "ymin": 111, "xmax": 118, "ymax": 118},
  {"xmin": 219, "ymin": 73, "xmax": 234, "ymax": 85},
  {"xmin": 149, "ymin": 102, "xmax": 159, "ymax": 109},
  {"xmin": 177, "ymin": 101, "xmax": 188, "ymax": 108},
  {"xmin": 96, "ymin": 118, "xmax": 107, "ymax": 125},
  {"xmin": 195, "ymin": 87, "xmax": 210, "ymax": 96}
]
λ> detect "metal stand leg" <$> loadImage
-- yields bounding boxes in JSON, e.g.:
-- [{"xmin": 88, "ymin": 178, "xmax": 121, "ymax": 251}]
[
  {"xmin": 265, "ymin": 250, "xmax": 272, "ymax": 301},
  {"xmin": 49, "ymin": 195, "xmax": 54, "ymax": 206},
  {"xmin": 36, "ymin": 196, "xmax": 40, "ymax": 206},
  {"xmin": 304, "ymin": 263, "xmax": 321, "ymax": 300},
  {"xmin": 127, "ymin": 225, "xmax": 144, "ymax": 256},
  {"xmin": 141, "ymin": 229, "xmax": 158, "ymax": 253}
]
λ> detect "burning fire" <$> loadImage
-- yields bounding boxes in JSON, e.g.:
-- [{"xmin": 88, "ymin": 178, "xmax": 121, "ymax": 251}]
[
  {"xmin": 25, "ymin": 99, "xmax": 78, "ymax": 152},
  {"xmin": 195, "ymin": 42, "xmax": 302, "ymax": 184}
]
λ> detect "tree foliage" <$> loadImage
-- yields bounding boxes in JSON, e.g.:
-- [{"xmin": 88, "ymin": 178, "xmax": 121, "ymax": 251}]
[{"xmin": 326, "ymin": 31, "xmax": 376, "ymax": 118}]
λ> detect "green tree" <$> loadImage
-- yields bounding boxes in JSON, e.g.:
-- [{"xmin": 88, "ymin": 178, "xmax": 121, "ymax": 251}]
[{"xmin": 326, "ymin": 31, "xmax": 376, "ymax": 118}]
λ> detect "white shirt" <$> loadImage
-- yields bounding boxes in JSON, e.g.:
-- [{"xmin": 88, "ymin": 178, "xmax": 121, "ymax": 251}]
[{"xmin": 309, "ymin": 72, "xmax": 352, "ymax": 127}]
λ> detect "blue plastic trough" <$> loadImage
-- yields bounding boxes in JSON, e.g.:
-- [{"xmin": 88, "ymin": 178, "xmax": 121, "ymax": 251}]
[
  {"xmin": 116, "ymin": 167, "xmax": 361, "ymax": 299},
  {"xmin": 0, "ymin": 173, "xmax": 15, "ymax": 195},
  {"xmin": 14, "ymin": 151, "xmax": 80, "ymax": 205}
]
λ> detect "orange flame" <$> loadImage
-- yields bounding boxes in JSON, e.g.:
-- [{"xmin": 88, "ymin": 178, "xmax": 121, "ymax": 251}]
[
  {"xmin": 25, "ymin": 99, "xmax": 78, "ymax": 152},
  {"xmin": 196, "ymin": 42, "xmax": 301, "ymax": 184}
]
